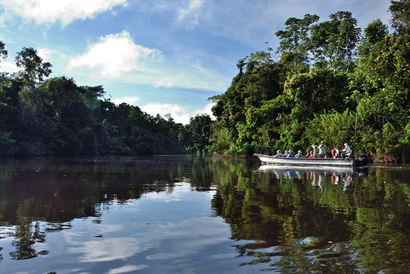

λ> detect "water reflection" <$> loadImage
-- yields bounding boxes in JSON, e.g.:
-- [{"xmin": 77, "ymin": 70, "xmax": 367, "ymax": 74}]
[
  {"xmin": 257, "ymin": 164, "xmax": 367, "ymax": 192},
  {"xmin": 0, "ymin": 157, "xmax": 410, "ymax": 273},
  {"xmin": 212, "ymin": 162, "xmax": 410, "ymax": 273}
]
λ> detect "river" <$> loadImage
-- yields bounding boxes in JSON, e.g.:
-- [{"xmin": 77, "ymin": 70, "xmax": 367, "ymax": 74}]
[{"xmin": 0, "ymin": 156, "xmax": 409, "ymax": 273}]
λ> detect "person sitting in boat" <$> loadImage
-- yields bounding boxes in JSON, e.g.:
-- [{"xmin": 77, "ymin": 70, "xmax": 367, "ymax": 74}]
[
  {"xmin": 342, "ymin": 143, "xmax": 353, "ymax": 158},
  {"xmin": 295, "ymin": 150, "xmax": 303, "ymax": 158},
  {"xmin": 273, "ymin": 150, "xmax": 283, "ymax": 158},
  {"xmin": 283, "ymin": 150, "xmax": 289, "ymax": 158},
  {"xmin": 331, "ymin": 147, "xmax": 339, "ymax": 158},
  {"xmin": 286, "ymin": 150, "xmax": 294, "ymax": 158},
  {"xmin": 304, "ymin": 149, "xmax": 310, "ymax": 158},
  {"xmin": 318, "ymin": 141, "xmax": 327, "ymax": 158},
  {"xmin": 305, "ymin": 149, "xmax": 315, "ymax": 158},
  {"xmin": 311, "ymin": 144, "xmax": 318, "ymax": 157}
]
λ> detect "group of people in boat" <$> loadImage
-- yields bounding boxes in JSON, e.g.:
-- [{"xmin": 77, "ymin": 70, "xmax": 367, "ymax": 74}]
[
  {"xmin": 273, "ymin": 149, "xmax": 304, "ymax": 158},
  {"xmin": 273, "ymin": 141, "xmax": 353, "ymax": 159}
]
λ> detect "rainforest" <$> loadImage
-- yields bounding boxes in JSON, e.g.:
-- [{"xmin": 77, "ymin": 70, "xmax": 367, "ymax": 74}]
[{"xmin": 0, "ymin": 0, "xmax": 409, "ymax": 162}]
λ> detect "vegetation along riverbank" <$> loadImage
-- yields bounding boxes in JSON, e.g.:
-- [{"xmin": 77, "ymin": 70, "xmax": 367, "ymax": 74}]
[{"xmin": 0, "ymin": 0, "xmax": 409, "ymax": 162}]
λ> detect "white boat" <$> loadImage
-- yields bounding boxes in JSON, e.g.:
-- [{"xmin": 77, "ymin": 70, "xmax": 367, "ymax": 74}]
[
  {"xmin": 257, "ymin": 164, "xmax": 354, "ymax": 173},
  {"xmin": 254, "ymin": 154, "xmax": 366, "ymax": 167}
]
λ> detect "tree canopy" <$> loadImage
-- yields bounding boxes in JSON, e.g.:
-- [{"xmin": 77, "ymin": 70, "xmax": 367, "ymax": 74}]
[
  {"xmin": 209, "ymin": 1, "xmax": 410, "ymax": 163},
  {"xmin": 0, "ymin": 47, "xmax": 211, "ymax": 156},
  {"xmin": 1, "ymin": 0, "xmax": 408, "ymax": 162}
]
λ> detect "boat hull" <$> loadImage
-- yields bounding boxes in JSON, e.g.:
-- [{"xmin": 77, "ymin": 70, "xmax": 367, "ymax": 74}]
[
  {"xmin": 257, "ymin": 164, "xmax": 354, "ymax": 173},
  {"xmin": 254, "ymin": 154, "xmax": 355, "ymax": 167}
]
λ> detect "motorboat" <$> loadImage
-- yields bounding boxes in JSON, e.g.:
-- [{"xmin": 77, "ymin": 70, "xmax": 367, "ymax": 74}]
[{"xmin": 254, "ymin": 154, "xmax": 367, "ymax": 167}]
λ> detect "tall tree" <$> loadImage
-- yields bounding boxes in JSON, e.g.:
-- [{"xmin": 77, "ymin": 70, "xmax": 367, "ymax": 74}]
[
  {"xmin": 311, "ymin": 11, "xmax": 361, "ymax": 72},
  {"xmin": 275, "ymin": 14, "xmax": 319, "ymax": 72},
  {"xmin": 15, "ymin": 48, "xmax": 52, "ymax": 84}
]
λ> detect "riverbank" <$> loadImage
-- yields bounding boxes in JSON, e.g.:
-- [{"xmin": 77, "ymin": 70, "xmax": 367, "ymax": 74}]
[{"xmin": 211, "ymin": 152, "xmax": 249, "ymax": 160}]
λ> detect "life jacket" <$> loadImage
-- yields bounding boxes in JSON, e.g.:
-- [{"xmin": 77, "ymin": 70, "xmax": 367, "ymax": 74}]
[{"xmin": 331, "ymin": 148, "xmax": 339, "ymax": 158}]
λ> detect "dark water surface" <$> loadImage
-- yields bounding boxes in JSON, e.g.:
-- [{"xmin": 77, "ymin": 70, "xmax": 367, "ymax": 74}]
[{"xmin": 1, "ymin": 156, "xmax": 410, "ymax": 274}]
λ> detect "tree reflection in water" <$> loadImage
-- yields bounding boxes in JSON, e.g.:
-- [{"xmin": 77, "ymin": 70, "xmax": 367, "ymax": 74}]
[
  {"xmin": 0, "ymin": 157, "xmax": 183, "ymax": 261},
  {"xmin": 211, "ymin": 161, "xmax": 410, "ymax": 273},
  {"xmin": 0, "ymin": 157, "xmax": 409, "ymax": 273}
]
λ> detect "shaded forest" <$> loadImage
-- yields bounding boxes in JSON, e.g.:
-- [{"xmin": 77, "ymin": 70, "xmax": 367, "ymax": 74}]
[{"xmin": 209, "ymin": 0, "xmax": 409, "ymax": 163}]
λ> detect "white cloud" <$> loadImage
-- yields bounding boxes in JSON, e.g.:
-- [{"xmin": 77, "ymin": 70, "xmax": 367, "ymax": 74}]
[
  {"xmin": 37, "ymin": 48, "xmax": 53, "ymax": 62},
  {"xmin": 0, "ymin": 60, "xmax": 19, "ymax": 73},
  {"xmin": 151, "ymin": 64, "xmax": 227, "ymax": 91},
  {"xmin": 67, "ymin": 31, "xmax": 162, "ymax": 79},
  {"xmin": 196, "ymin": 102, "xmax": 215, "ymax": 118},
  {"xmin": 154, "ymin": 77, "xmax": 177, "ymax": 88},
  {"xmin": 66, "ymin": 31, "xmax": 227, "ymax": 91},
  {"xmin": 108, "ymin": 265, "xmax": 148, "ymax": 274},
  {"xmin": 1, "ymin": 0, "xmax": 128, "ymax": 26},
  {"xmin": 142, "ymin": 0, "xmax": 206, "ymax": 28},
  {"xmin": 140, "ymin": 102, "xmax": 215, "ymax": 125},
  {"xmin": 113, "ymin": 96, "xmax": 139, "ymax": 106},
  {"xmin": 177, "ymin": 0, "xmax": 204, "ymax": 25},
  {"xmin": 141, "ymin": 103, "xmax": 192, "ymax": 124}
]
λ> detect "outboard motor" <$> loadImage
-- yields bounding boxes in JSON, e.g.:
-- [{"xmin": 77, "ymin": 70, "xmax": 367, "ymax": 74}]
[{"xmin": 356, "ymin": 155, "xmax": 368, "ymax": 166}]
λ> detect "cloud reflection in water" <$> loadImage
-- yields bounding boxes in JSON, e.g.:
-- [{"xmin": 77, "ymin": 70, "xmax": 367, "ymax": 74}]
[{"xmin": 61, "ymin": 184, "xmax": 230, "ymax": 273}]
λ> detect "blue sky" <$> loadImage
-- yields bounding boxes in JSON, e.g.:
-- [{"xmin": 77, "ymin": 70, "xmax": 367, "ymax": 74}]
[{"xmin": 0, "ymin": 0, "xmax": 391, "ymax": 123}]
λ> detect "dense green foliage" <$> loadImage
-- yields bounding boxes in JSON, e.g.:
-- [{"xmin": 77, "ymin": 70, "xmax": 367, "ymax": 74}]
[
  {"xmin": 210, "ymin": 1, "xmax": 410, "ymax": 162},
  {"xmin": 1, "ymin": 0, "xmax": 408, "ymax": 160},
  {"xmin": 0, "ymin": 47, "xmax": 212, "ymax": 156}
]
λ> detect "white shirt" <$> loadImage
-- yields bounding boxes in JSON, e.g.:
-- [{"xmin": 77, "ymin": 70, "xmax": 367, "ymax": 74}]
[{"xmin": 343, "ymin": 145, "xmax": 352, "ymax": 153}]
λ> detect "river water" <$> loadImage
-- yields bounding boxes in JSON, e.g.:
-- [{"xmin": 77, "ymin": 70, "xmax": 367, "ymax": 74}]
[{"xmin": 0, "ymin": 156, "xmax": 409, "ymax": 274}]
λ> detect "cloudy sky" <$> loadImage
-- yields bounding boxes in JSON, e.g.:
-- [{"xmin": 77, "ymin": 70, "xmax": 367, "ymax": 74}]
[{"xmin": 0, "ymin": 0, "xmax": 391, "ymax": 124}]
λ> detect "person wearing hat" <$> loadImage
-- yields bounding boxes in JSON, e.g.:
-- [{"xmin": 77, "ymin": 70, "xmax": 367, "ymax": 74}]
[
  {"xmin": 318, "ymin": 141, "xmax": 327, "ymax": 158},
  {"xmin": 342, "ymin": 143, "xmax": 352, "ymax": 158},
  {"xmin": 274, "ymin": 150, "xmax": 283, "ymax": 158},
  {"xmin": 286, "ymin": 149, "xmax": 295, "ymax": 158},
  {"xmin": 295, "ymin": 150, "xmax": 303, "ymax": 158},
  {"xmin": 311, "ymin": 144, "xmax": 318, "ymax": 157}
]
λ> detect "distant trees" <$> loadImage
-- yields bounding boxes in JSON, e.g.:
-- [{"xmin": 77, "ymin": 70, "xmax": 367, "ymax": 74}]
[
  {"xmin": 187, "ymin": 114, "xmax": 212, "ymax": 153},
  {"xmin": 0, "ymin": 43, "xmax": 211, "ymax": 156}
]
